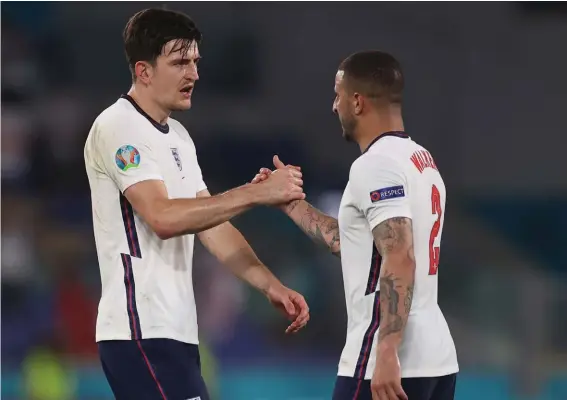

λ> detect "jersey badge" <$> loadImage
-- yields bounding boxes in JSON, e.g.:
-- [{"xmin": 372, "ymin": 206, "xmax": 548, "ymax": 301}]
[
  {"xmin": 171, "ymin": 147, "xmax": 183, "ymax": 171},
  {"xmin": 115, "ymin": 145, "xmax": 140, "ymax": 171},
  {"xmin": 370, "ymin": 185, "xmax": 405, "ymax": 203}
]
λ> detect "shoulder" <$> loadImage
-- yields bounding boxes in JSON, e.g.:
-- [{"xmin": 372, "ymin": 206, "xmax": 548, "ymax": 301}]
[
  {"xmin": 167, "ymin": 117, "xmax": 187, "ymax": 133},
  {"xmin": 168, "ymin": 118, "xmax": 190, "ymax": 138},
  {"xmin": 349, "ymin": 152, "xmax": 403, "ymax": 182},
  {"xmin": 94, "ymin": 100, "xmax": 154, "ymax": 144}
]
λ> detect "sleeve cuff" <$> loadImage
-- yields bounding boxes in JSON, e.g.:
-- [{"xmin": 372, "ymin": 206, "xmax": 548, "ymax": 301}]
[
  {"xmin": 119, "ymin": 175, "xmax": 165, "ymax": 193},
  {"xmin": 367, "ymin": 208, "xmax": 412, "ymax": 231}
]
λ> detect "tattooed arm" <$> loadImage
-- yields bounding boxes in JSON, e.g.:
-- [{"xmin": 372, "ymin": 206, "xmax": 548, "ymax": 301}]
[
  {"xmin": 282, "ymin": 200, "xmax": 341, "ymax": 258},
  {"xmin": 250, "ymin": 156, "xmax": 340, "ymax": 257},
  {"xmin": 374, "ymin": 217, "xmax": 416, "ymax": 352}
]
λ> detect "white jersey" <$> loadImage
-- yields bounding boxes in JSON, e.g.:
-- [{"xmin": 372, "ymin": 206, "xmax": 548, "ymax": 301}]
[
  {"xmin": 84, "ymin": 95, "xmax": 207, "ymax": 344},
  {"xmin": 337, "ymin": 132, "xmax": 458, "ymax": 379}
]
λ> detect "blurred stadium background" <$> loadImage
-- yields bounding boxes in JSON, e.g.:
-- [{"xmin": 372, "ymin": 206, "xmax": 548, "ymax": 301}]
[{"xmin": 2, "ymin": 2, "xmax": 567, "ymax": 399}]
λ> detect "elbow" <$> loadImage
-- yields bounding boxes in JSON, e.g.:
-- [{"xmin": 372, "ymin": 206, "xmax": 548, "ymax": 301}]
[
  {"xmin": 384, "ymin": 254, "xmax": 416, "ymax": 271},
  {"xmin": 149, "ymin": 215, "xmax": 176, "ymax": 240},
  {"xmin": 156, "ymin": 229, "xmax": 174, "ymax": 241},
  {"xmin": 330, "ymin": 243, "xmax": 341, "ymax": 257},
  {"xmin": 150, "ymin": 214, "xmax": 201, "ymax": 240}
]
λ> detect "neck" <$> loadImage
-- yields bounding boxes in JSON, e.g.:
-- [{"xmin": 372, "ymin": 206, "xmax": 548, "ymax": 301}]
[
  {"xmin": 356, "ymin": 107, "xmax": 405, "ymax": 153},
  {"xmin": 127, "ymin": 85, "xmax": 170, "ymax": 125}
]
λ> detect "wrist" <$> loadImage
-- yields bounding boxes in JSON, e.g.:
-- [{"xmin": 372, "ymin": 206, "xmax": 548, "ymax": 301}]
[
  {"xmin": 377, "ymin": 340, "xmax": 400, "ymax": 356},
  {"xmin": 238, "ymin": 183, "xmax": 265, "ymax": 206},
  {"xmin": 263, "ymin": 276, "xmax": 284, "ymax": 297},
  {"xmin": 281, "ymin": 199, "xmax": 301, "ymax": 215}
]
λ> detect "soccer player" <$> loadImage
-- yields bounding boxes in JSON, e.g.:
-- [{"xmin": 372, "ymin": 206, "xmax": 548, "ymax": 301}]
[
  {"xmin": 84, "ymin": 9, "xmax": 310, "ymax": 400},
  {"xmin": 252, "ymin": 51, "xmax": 458, "ymax": 400}
]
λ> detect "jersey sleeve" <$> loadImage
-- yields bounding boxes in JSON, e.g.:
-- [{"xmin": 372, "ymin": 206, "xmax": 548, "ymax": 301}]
[
  {"xmin": 196, "ymin": 161, "xmax": 207, "ymax": 192},
  {"xmin": 349, "ymin": 155, "xmax": 412, "ymax": 231},
  {"xmin": 96, "ymin": 121, "xmax": 164, "ymax": 193}
]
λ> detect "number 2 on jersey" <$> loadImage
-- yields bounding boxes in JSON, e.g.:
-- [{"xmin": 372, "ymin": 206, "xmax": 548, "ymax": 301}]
[{"xmin": 429, "ymin": 184, "xmax": 442, "ymax": 275}]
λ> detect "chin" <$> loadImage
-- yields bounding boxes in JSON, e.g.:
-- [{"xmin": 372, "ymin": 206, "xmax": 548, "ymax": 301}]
[{"xmin": 172, "ymin": 99, "xmax": 192, "ymax": 111}]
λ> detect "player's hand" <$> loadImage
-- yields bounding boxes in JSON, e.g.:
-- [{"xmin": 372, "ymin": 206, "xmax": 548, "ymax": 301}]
[
  {"xmin": 265, "ymin": 282, "xmax": 310, "ymax": 334},
  {"xmin": 250, "ymin": 156, "xmax": 301, "ymax": 185},
  {"xmin": 251, "ymin": 156, "xmax": 304, "ymax": 205},
  {"xmin": 250, "ymin": 156, "xmax": 303, "ymax": 209},
  {"xmin": 371, "ymin": 347, "xmax": 408, "ymax": 400},
  {"xmin": 250, "ymin": 167, "xmax": 272, "ymax": 184}
]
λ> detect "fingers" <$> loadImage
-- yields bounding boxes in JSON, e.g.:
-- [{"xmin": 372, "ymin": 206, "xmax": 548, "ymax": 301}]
[
  {"xmin": 250, "ymin": 167, "xmax": 272, "ymax": 184},
  {"xmin": 291, "ymin": 177, "xmax": 303, "ymax": 187},
  {"xmin": 285, "ymin": 293, "xmax": 310, "ymax": 334},
  {"xmin": 289, "ymin": 168, "xmax": 302, "ymax": 179},
  {"xmin": 251, "ymin": 173, "xmax": 272, "ymax": 184},
  {"xmin": 371, "ymin": 389, "xmax": 380, "ymax": 400},
  {"xmin": 288, "ymin": 191, "xmax": 306, "ymax": 201},
  {"xmin": 394, "ymin": 384, "xmax": 408, "ymax": 400},
  {"xmin": 372, "ymin": 383, "xmax": 407, "ymax": 400},
  {"xmin": 283, "ymin": 299, "xmax": 296, "ymax": 316},
  {"xmin": 385, "ymin": 385, "xmax": 398, "ymax": 400}
]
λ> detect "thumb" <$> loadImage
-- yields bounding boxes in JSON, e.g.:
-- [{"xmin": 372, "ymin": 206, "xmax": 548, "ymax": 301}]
[
  {"xmin": 273, "ymin": 155, "xmax": 286, "ymax": 170},
  {"xmin": 284, "ymin": 299, "xmax": 296, "ymax": 316}
]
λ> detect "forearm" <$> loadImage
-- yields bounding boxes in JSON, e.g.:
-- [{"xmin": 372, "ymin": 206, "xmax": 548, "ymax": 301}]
[
  {"xmin": 198, "ymin": 222, "xmax": 278, "ymax": 293},
  {"xmin": 283, "ymin": 200, "xmax": 341, "ymax": 257},
  {"xmin": 377, "ymin": 258, "xmax": 415, "ymax": 351},
  {"xmin": 154, "ymin": 185, "xmax": 261, "ymax": 239}
]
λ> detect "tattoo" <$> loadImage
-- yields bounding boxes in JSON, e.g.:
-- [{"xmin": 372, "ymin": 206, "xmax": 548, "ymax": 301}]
[
  {"xmin": 299, "ymin": 204, "xmax": 341, "ymax": 257},
  {"xmin": 372, "ymin": 217, "xmax": 416, "ymax": 345},
  {"xmin": 378, "ymin": 273, "xmax": 404, "ymax": 340},
  {"xmin": 373, "ymin": 217, "xmax": 412, "ymax": 256},
  {"xmin": 284, "ymin": 200, "xmax": 300, "ymax": 214},
  {"xmin": 404, "ymin": 284, "xmax": 414, "ymax": 316}
]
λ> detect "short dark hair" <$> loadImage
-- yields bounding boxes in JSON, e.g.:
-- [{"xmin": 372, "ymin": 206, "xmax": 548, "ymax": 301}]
[
  {"xmin": 339, "ymin": 50, "xmax": 404, "ymax": 104},
  {"xmin": 123, "ymin": 8, "xmax": 202, "ymax": 78}
]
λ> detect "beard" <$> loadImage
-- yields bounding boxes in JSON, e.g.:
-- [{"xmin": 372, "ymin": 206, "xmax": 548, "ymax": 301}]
[{"xmin": 340, "ymin": 113, "xmax": 357, "ymax": 142}]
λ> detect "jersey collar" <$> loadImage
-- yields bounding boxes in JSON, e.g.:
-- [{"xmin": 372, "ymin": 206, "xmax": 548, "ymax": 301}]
[
  {"xmin": 363, "ymin": 131, "xmax": 409, "ymax": 154},
  {"xmin": 120, "ymin": 94, "xmax": 169, "ymax": 134}
]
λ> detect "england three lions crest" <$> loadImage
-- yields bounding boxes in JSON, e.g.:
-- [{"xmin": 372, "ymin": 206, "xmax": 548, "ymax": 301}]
[{"xmin": 171, "ymin": 148, "xmax": 182, "ymax": 171}]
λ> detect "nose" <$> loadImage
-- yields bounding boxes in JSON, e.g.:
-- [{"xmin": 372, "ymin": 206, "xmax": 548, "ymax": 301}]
[
  {"xmin": 186, "ymin": 63, "xmax": 199, "ymax": 81},
  {"xmin": 332, "ymin": 102, "xmax": 337, "ymax": 114}
]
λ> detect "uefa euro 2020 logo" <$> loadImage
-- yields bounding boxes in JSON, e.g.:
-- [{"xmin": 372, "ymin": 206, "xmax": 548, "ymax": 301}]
[{"xmin": 115, "ymin": 145, "xmax": 141, "ymax": 171}]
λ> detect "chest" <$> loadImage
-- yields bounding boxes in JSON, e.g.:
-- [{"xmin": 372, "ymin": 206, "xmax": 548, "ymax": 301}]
[{"xmin": 154, "ymin": 135, "xmax": 201, "ymax": 199}]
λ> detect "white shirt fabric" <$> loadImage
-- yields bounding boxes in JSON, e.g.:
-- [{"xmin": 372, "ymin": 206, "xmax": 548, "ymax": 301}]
[
  {"xmin": 337, "ymin": 132, "xmax": 459, "ymax": 379},
  {"xmin": 84, "ymin": 95, "xmax": 206, "ymax": 344}
]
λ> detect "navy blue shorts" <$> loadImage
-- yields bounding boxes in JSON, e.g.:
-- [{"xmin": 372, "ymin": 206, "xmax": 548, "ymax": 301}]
[
  {"xmin": 98, "ymin": 339, "xmax": 210, "ymax": 400},
  {"xmin": 332, "ymin": 373, "xmax": 457, "ymax": 400}
]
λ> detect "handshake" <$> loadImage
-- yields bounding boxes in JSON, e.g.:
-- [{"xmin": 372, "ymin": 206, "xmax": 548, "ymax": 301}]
[{"xmin": 247, "ymin": 155, "xmax": 305, "ymax": 207}]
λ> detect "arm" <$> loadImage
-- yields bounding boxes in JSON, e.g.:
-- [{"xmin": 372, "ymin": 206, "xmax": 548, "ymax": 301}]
[
  {"xmin": 195, "ymin": 189, "xmax": 278, "ymax": 293},
  {"xmin": 374, "ymin": 217, "xmax": 416, "ymax": 352},
  {"xmin": 96, "ymin": 124, "xmax": 303, "ymax": 240},
  {"xmin": 282, "ymin": 200, "xmax": 341, "ymax": 257},
  {"xmin": 124, "ymin": 180, "xmax": 261, "ymax": 240},
  {"xmin": 125, "ymin": 167, "xmax": 303, "ymax": 239},
  {"xmin": 196, "ymin": 189, "xmax": 310, "ymax": 333},
  {"xmin": 124, "ymin": 181, "xmax": 264, "ymax": 239},
  {"xmin": 347, "ymin": 156, "xmax": 415, "ymax": 355},
  {"xmin": 251, "ymin": 157, "xmax": 340, "ymax": 257}
]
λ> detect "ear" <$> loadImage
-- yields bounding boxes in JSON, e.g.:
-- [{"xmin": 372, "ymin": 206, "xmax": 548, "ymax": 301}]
[
  {"xmin": 134, "ymin": 61, "xmax": 153, "ymax": 85},
  {"xmin": 353, "ymin": 92, "xmax": 364, "ymax": 116}
]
